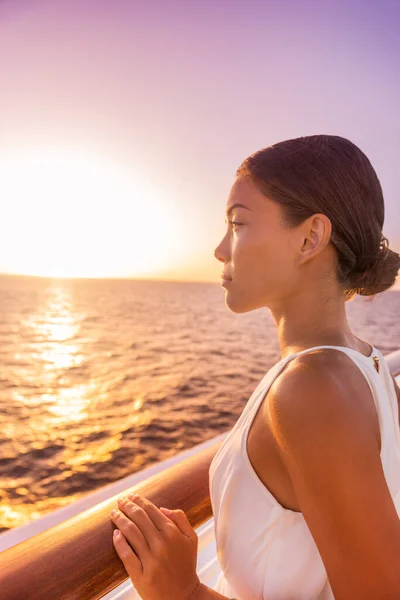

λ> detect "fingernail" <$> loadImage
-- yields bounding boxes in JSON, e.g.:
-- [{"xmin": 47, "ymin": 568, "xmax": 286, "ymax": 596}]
[
  {"xmin": 111, "ymin": 509, "xmax": 118, "ymax": 517},
  {"xmin": 113, "ymin": 529, "xmax": 120, "ymax": 538}
]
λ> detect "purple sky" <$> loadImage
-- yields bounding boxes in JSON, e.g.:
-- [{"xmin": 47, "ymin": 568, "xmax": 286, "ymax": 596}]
[{"xmin": 0, "ymin": 0, "xmax": 399, "ymax": 283}]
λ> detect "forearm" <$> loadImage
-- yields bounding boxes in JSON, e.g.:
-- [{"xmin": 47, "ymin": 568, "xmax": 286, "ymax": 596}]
[{"xmin": 192, "ymin": 582, "xmax": 236, "ymax": 600}]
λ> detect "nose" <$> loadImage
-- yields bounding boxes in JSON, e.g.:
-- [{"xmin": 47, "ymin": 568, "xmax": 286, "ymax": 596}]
[{"xmin": 214, "ymin": 236, "xmax": 229, "ymax": 264}]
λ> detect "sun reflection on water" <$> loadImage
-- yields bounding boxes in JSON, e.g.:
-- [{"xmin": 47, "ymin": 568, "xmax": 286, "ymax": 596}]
[
  {"xmin": 65, "ymin": 434, "xmax": 122, "ymax": 468},
  {"xmin": 26, "ymin": 288, "xmax": 84, "ymax": 372},
  {"xmin": 40, "ymin": 343, "xmax": 83, "ymax": 371},
  {"xmin": 21, "ymin": 284, "xmax": 92, "ymax": 424},
  {"xmin": 45, "ymin": 385, "xmax": 91, "ymax": 424}
]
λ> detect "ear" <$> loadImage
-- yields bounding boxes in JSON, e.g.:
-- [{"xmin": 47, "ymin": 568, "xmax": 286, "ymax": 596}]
[{"xmin": 299, "ymin": 213, "xmax": 332, "ymax": 264}]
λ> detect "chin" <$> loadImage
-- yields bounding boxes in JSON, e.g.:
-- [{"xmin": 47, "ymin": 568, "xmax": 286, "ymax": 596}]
[{"xmin": 224, "ymin": 293, "xmax": 263, "ymax": 314}]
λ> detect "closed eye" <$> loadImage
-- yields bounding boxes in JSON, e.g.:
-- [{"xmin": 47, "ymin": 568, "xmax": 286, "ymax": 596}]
[{"xmin": 227, "ymin": 219, "xmax": 243, "ymax": 229}]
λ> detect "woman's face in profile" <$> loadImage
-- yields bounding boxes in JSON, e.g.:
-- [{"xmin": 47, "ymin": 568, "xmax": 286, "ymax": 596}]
[{"xmin": 214, "ymin": 176, "xmax": 302, "ymax": 313}]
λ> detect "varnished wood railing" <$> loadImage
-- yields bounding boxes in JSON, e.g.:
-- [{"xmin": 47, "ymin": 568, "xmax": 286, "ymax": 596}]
[{"xmin": 0, "ymin": 440, "xmax": 223, "ymax": 600}]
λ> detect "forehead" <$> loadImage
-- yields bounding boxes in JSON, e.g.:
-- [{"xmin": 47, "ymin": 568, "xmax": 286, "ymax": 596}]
[{"xmin": 226, "ymin": 176, "xmax": 271, "ymax": 212}]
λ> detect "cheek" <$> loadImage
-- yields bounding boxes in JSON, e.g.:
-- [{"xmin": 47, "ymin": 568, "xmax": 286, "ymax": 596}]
[
  {"xmin": 235, "ymin": 232, "xmax": 296, "ymax": 283},
  {"xmin": 233, "ymin": 233, "xmax": 274, "ymax": 270}
]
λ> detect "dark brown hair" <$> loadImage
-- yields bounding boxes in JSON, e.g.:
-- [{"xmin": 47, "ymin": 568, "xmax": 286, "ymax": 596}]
[{"xmin": 237, "ymin": 134, "xmax": 400, "ymax": 301}]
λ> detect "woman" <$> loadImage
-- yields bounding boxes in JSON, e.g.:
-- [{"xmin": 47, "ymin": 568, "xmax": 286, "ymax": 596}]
[{"xmin": 110, "ymin": 135, "xmax": 400, "ymax": 600}]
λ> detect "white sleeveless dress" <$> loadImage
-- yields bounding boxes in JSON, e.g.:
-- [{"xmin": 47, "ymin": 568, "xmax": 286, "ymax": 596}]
[{"xmin": 209, "ymin": 344, "xmax": 400, "ymax": 599}]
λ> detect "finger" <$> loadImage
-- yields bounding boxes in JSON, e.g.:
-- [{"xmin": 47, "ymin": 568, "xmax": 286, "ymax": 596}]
[
  {"xmin": 126, "ymin": 494, "xmax": 170, "ymax": 531},
  {"xmin": 110, "ymin": 509, "xmax": 149, "ymax": 560},
  {"xmin": 159, "ymin": 507, "xmax": 198, "ymax": 542},
  {"xmin": 112, "ymin": 529, "xmax": 142, "ymax": 580},
  {"xmin": 117, "ymin": 497, "xmax": 164, "ymax": 555}
]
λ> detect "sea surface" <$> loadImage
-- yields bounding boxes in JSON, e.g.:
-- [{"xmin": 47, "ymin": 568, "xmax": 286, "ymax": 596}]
[{"xmin": 0, "ymin": 274, "xmax": 399, "ymax": 532}]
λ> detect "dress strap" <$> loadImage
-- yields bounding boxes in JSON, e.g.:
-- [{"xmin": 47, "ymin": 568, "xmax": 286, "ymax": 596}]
[{"xmin": 282, "ymin": 344, "xmax": 378, "ymax": 365}]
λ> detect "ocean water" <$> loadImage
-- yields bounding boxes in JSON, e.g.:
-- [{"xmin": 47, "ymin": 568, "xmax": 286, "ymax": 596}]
[{"xmin": 0, "ymin": 274, "xmax": 399, "ymax": 532}]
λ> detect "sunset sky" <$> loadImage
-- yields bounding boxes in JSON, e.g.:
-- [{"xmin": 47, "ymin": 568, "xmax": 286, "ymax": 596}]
[{"xmin": 0, "ymin": 0, "xmax": 399, "ymax": 284}]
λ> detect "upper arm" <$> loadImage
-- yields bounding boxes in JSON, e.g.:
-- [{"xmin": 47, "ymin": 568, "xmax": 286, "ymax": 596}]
[{"xmin": 268, "ymin": 352, "xmax": 400, "ymax": 599}]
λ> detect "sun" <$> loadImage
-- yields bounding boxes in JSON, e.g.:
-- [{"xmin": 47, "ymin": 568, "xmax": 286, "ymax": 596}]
[{"xmin": 0, "ymin": 148, "xmax": 182, "ymax": 279}]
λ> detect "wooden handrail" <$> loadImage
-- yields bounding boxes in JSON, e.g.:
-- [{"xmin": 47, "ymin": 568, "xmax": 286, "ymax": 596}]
[{"xmin": 0, "ymin": 440, "xmax": 223, "ymax": 600}]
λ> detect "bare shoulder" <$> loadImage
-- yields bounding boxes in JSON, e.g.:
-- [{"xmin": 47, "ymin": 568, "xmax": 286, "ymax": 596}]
[{"xmin": 267, "ymin": 349, "xmax": 380, "ymax": 453}]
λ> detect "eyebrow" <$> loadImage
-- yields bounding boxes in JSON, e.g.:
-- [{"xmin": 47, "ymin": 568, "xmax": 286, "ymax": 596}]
[{"xmin": 225, "ymin": 203, "xmax": 252, "ymax": 217}]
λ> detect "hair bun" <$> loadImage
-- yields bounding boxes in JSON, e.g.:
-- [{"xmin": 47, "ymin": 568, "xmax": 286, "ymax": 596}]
[{"xmin": 348, "ymin": 236, "xmax": 400, "ymax": 297}]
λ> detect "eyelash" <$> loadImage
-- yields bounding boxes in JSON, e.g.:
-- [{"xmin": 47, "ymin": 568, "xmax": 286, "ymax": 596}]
[{"xmin": 227, "ymin": 219, "xmax": 242, "ymax": 229}]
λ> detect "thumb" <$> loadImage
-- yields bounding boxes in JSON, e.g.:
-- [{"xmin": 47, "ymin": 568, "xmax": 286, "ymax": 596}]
[{"xmin": 160, "ymin": 507, "xmax": 198, "ymax": 542}]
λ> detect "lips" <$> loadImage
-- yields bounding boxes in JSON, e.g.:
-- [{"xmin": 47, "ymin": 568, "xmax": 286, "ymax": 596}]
[
  {"xmin": 221, "ymin": 274, "xmax": 233, "ymax": 281},
  {"xmin": 221, "ymin": 278, "xmax": 232, "ymax": 287}
]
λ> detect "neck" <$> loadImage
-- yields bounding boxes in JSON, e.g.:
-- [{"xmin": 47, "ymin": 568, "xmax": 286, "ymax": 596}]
[{"xmin": 269, "ymin": 281, "xmax": 357, "ymax": 360}]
